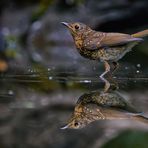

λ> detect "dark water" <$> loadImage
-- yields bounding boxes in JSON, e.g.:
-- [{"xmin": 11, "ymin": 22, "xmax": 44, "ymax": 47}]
[{"xmin": 0, "ymin": 69, "xmax": 148, "ymax": 148}]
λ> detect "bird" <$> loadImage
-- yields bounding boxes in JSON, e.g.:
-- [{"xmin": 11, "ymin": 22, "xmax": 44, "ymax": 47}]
[
  {"xmin": 61, "ymin": 90, "xmax": 148, "ymax": 129},
  {"xmin": 61, "ymin": 22, "xmax": 148, "ymax": 77}
]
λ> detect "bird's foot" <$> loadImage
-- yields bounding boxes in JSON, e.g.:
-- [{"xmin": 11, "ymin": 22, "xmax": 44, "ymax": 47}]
[
  {"xmin": 100, "ymin": 76, "xmax": 111, "ymax": 92},
  {"xmin": 100, "ymin": 61, "xmax": 111, "ymax": 78},
  {"xmin": 99, "ymin": 71, "xmax": 109, "ymax": 78}
]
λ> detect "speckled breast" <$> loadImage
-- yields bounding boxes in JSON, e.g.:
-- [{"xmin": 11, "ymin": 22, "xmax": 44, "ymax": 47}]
[
  {"xmin": 78, "ymin": 48, "xmax": 99, "ymax": 60},
  {"xmin": 98, "ymin": 42, "xmax": 138, "ymax": 62},
  {"xmin": 77, "ymin": 47, "xmax": 125, "ymax": 61},
  {"xmin": 98, "ymin": 47, "xmax": 127, "ymax": 62},
  {"xmin": 78, "ymin": 45, "xmax": 133, "ymax": 62}
]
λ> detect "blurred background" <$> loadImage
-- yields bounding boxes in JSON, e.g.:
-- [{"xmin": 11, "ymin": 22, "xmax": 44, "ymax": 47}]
[{"xmin": 0, "ymin": 0, "xmax": 148, "ymax": 148}]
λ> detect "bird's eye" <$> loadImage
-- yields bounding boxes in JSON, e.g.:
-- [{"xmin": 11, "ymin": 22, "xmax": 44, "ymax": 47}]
[
  {"xmin": 74, "ymin": 122, "xmax": 79, "ymax": 127},
  {"xmin": 75, "ymin": 25, "xmax": 80, "ymax": 30}
]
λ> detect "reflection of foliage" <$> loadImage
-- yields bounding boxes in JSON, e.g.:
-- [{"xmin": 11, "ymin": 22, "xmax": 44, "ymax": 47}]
[{"xmin": 102, "ymin": 130, "xmax": 148, "ymax": 148}]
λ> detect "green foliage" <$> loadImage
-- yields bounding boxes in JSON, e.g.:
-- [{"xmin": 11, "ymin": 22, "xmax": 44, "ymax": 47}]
[
  {"xmin": 102, "ymin": 130, "xmax": 148, "ymax": 148},
  {"xmin": 31, "ymin": 0, "xmax": 54, "ymax": 22}
]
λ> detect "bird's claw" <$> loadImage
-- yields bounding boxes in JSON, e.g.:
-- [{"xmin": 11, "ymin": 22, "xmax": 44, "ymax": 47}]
[{"xmin": 99, "ymin": 71, "xmax": 109, "ymax": 78}]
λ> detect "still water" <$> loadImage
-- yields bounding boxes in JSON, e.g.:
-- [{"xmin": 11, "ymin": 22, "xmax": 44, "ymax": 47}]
[{"xmin": 0, "ymin": 69, "xmax": 148, "ymax": 147}]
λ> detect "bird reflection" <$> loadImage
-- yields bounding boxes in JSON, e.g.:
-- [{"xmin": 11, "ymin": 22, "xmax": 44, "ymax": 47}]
[{"xmin": 61, "ymin": 78, "xmax": 148, "ymax": 129}]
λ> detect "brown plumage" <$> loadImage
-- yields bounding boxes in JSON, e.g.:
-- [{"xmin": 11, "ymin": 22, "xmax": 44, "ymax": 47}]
[
  {"xmin": 61, "ymin": 90, "xmax": 148, "ymax": 129},
  {"xmin": 62, "ymin": 22, "xmax": 148, "ymax": 77}
]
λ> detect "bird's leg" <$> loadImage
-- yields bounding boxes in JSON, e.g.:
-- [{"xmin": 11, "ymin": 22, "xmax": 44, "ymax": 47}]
[
  {"xmin": 112, "ymin": 62, "xmax": 119, "ymax": 73},
  {"xmin": 100, "ymin": 76, "xmax": 111, "ymax": 92},
  {"xmin": 100, "ymin": 61, "xmax": 110, "ymax": 78}
]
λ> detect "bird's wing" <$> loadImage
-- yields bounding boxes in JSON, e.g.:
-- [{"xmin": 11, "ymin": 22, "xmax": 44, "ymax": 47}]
[
  {"xmin": 100, "ymin": 33, "xmax": 142, "ymax": 47},
  {"xmin": 83, "ymin": 32, "xmax": 142, "ymax": 50}
]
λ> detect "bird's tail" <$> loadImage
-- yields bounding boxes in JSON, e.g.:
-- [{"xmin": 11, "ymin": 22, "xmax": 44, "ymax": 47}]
[
  {"xmin": 132, "ymin": 29, "xmax": 148, "ymax": 38},
  {"xmin": 131, "ymin": 115, "xmax": 148, "ymax": 125}
]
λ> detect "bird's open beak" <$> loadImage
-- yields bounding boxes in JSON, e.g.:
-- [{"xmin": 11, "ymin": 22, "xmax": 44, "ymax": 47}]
[{"xmin": 61, "ymin": 22, "xmax": 70, "ymax": 28}]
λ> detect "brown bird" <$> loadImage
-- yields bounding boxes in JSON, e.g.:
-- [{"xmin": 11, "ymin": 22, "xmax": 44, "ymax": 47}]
[
  {"xmin": 61, "ymin": 90, "xmax": 148, "ymax": 129},
  {"xmin": 61, "ymin": 22, "xmax": 148, "ymax": 77}
]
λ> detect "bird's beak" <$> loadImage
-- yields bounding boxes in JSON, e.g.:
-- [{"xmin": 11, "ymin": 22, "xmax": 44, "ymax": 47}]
[
  {"xmin": 60, "ymin": 124, "xmax": 69, "ymax": 130},
  {"xmin": 61, "ymin": 22, "xmax": 70, "ymax": 28},
  {"xmin": 61, "ymin": 22, "xmax": 75, "ymax": 35}
]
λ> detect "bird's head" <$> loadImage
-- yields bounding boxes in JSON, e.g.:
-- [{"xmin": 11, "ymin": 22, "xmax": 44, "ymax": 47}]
[
  {"xmin": 60, "ymin": 114, "xmax": 88, "ymax": 129},
  {"xmin": 61, "ymin": 120, "xmax": 84, "ymax": 130},
  {"xmin": 61, "ymin": 22, "xmax": 91, "ymax": 38}
]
